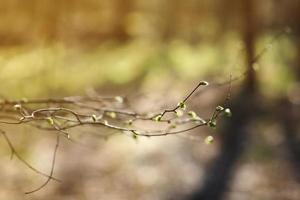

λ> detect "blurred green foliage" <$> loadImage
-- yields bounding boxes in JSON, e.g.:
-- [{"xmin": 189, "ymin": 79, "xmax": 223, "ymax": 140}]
[
  {"xmin": 0, "ymin": 0, "xmax": 297, "ymax": 99},
  {"xmin": 0, "ymin": 33, "xmax": 295, "ymax": 99}
]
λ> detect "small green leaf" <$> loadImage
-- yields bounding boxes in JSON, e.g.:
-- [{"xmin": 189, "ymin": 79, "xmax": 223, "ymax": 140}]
[
  {"xmin": 204, "ymin": 135, "xmax": 214, "ymax": 144},
  {"xmin": 215, "ymin": 106, "xmax": 224, "ymax": 112}
]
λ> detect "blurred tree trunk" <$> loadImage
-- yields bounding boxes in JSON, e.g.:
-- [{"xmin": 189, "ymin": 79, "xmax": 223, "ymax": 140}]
[
  {"xmin": 188, "ymin": 0, "xmax": 257, "ymax": 199},
  {"xmin": 110, "ymin": 0, "xmax": 132, "ymax": 41},
  {"xmin": 36, "ymin": 0, "xmax": 63, "ymax": 41},
  {"xmin": 280, "ymin": 2, "xmax": 300, "ymax": 181},
  {"xmin": 280, "ymin": 98, "xmax": 300, "ymax": 181},
  {"xmin": 242, "ymin": 0, "xmax": 256, "ymax": 93},
  {"xmin": 161, "ymin": 0, "xmax": 180, "ymax": 42}
]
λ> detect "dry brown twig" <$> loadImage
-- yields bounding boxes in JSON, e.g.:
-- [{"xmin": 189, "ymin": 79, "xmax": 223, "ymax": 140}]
[{"xmin": 0, "ymin": 81, "xmax": 231, "ymax": 194}]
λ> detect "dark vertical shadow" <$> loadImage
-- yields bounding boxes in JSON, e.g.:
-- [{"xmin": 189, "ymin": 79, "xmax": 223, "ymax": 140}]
[
  {"xmin": 279, "ymin": 98, "xmax": 300, "ymax": 181},
  {"xmin": 188, "ymin": 91, "xmax": 259, "ymax": 200},
  {"xmin": 280, "ymin": 28, "xmax": 300, "ymax": 182},
  {"xmin": 188, "ymin": 0, "xmax": 257, "ymax": 199}
]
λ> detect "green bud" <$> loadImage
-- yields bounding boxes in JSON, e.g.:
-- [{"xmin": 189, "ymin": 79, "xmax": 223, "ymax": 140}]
[
  {"xmin": 13, "ymin": 104, "xmax": 22, "ymax": 110},
  {"xmin": 107, "ymin": 112, "xmax": 117, "ymax": 119},
  {"xmin": 132, "ymin": 130, "xmax": 139, "ymax": 139},
  {"xmin": 175, "ymin": 110, "xmax": 183, "ymax": 117},
  {"xmin": 178, "ymin": 101, "xmax": 186, "ymax": 110},
  {"xmin": 104, "ymin": 120, "xmax": 108, "ymax": 126},
  {"xmin": 46, "ymin": 117, "xmax": 54, "ymax": 125},
  {"xmin": 199, "ymin": 81, "xmax": 209, "ymax": 86},
  {"xmin": 153, "ymin": 114, "xmax": 162, "ymax": 122},
  {"xmin": 204, "ymin": 135, "xmax": 214, "ymax": 144},
  {"xmin": 115, "ymin": 96, "xmax": 124, "ymax": 103},
  {"xmin": 126, "ymin": 119, "xmax": 133, "ymax": 125},
  {"xmin": 170, "ymin": 124, "xmax": 177, "ymax": 129},
  {"xmin": 188, "ymin": 111, "xmax": 197, "ymax": 119},
  {"xmin": 92, "ymin": 114, "xmax": 97, "ymax": 122},
  {"xmin": 208, "ymin": 120, "xmax": 217, "ymax": 129},
  {"xmin": 224, "ymin": 108, "xmax": 232, "ymax": 117}
]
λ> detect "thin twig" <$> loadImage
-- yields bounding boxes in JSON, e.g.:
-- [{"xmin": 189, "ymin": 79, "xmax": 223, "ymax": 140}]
[
  {"xmin": 0, "ymin": 129, "xmax": 60, "ymax": 182},
  {"xmin": 25, "ymin": 134, "xmax": 60, "ymax": 194}
]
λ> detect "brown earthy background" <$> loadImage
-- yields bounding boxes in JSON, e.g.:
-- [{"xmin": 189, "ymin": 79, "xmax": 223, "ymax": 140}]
[{"xmin": 0, "ymin": 0, "xmax": 300, "ymax": 199}]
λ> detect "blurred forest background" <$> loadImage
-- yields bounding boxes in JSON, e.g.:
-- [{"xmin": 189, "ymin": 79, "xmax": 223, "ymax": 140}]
[{"xmin": 0, "ymin": 0, "xmax": 300, "ymax": 199}]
